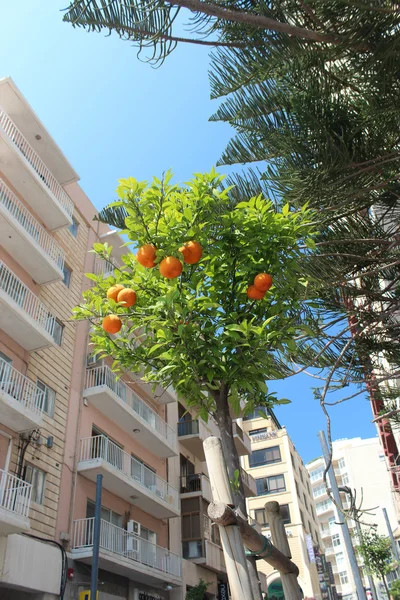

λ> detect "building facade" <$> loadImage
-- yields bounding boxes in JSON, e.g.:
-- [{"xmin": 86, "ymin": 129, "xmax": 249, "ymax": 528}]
[
  {"xmin": 306, "ymin": 437, "xmax": 398, "ymax": 600},
  {"xmin": 242, "ymin": 408, "xmax": 323, "ymax": 600},
  {"xmin": 0, "ymin": 76, "xmax": 269, "ymax": 600}
]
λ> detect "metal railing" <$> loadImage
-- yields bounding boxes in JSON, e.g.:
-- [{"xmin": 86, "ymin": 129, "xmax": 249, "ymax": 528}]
[
  {"xmin": 0, "ymin": 178, "xmax": 65, "ymax": 271},
  {"xmin": 0, "ymin": 356, "xmax": 45, "ymax": 416},
  {"xmin": 93, "ymin": 257, "xmax": 117, "ymax": 278},
  {"xmin": 79, "ymin": 435, "xmax": 179, "ymax": 510},
  {"xmin": 233, "ymin": 422, "xmax": 244, "ymax": 440},
  {"xmin": 0, "ymin": 469, "xmax": 32, "ymax": 518},
  {"xmin": 177, "ymin": 420, "xmax": 199, "ymax": 437},
  {"xmin": 85, "ymin": 366, "xmax": 176, "ymax": 447},
  {"xmin": 0, "ymin": 108, "xmax": 74, "ymax": 219},
  {"xmin": 0, "ymin": 260, "xmax": 56, "ymax": 338},
  {"xmin": 72, "ymin": 517, "xmax": 181, "ymax": 578}
]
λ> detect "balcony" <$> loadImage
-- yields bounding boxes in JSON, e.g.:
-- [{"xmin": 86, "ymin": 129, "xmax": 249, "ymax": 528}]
[
  {"xmin": 321, "ymin": 528, "xmax": 332, "ymax": 539},
  {"xmin": 0, "ymin": 357, "xmax": 44, "ymax": 431},
  {"xmin": 84, "ymin": 367, "xmax": 177, "ymax": 459},
  {"xmin": 325, "ymin": 547, "xmax": 335, "ymax": 556},
  {"xmin": 180, "ymin": 474, "xmax": 212, "ymax": 503},
  {"xmin": 177, "ymin": 419, "xmax": 212, "ymax": 461},
  {"xmin": 233, "ymin": 422, "xmax": 251, "ymax": 456},
  {"xmin": 72, "ymin": 518, "xmax": 181, "ymax": 588},
  {"xmin": 0, "ymin": 108, "xmax": 73, "ymax": 230},
  {"xmin": 77, "ymin": 436, "xmax": 180, "ymax": 519},
  {"xmin": 93, "ymin": 256, "xmax": 117, "ymax": 279},
  {"xmin": 183, "ymin": 539, "xmax": 226, "ymax": 573},
  {"xmin": 0, "ymin": 261, "xmax": 57, "ymax": 351},
  {"xmin": 240, "ymin": 467, "xmax": 257, "ymax": 498},
  {"xmin": 0, "ymin": 178, "xmax": 64, "ymax": 284},
  {"xmin": 0, "ymin": 469, "xmax": 31, "ymax": 535}
]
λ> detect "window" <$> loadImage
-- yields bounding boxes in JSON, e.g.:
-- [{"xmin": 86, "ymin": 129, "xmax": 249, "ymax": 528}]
[
  {"xmin": 62, "ymin": 264, "xmax": 72, "ymax": 287},
  {"xmin": 303, "ymin": 493, "xmax": 308, "ymax": 510},
  {"xmin": 341, "ymin": 472, "xmax": 349, "ymax": 485},
  {"xmin": 183, "ymin": 540, "xmax": 203, "ymax": 559},
  {"xmin": 310, "ymin": 467, "xmax": 324, "ymax": 482},
  {"xmin": 308, "ymin": 520, "xmax": 312, "ymax": 534},
  {"xmin": 291, "ymin": 454, "xmax": 296, "ymax": 469},
  {"xmin": 295, "ymin": 481, "xmax": 300, "ymax": 497},
  {"xmin": 53, "ymin": 319, "xmax": 64, "ymax": 345},
  {"xmin": 141, "ymin": 526, "xmax": 157, "ymax": 545},
  {"xmin": 36, "ymin": 379, "xmax": 56, "ymax": 416},
  {"xmin": 328, "ymin": 516, "xmax": 336, "ymax": 528},
  {"xmin": 86, "ymin": 500, "xmax": 122, "ymax": 527},
  {"xmin": 338, "ymin": 458, "xmax": 346, "ymax": 470},
  {"xmin": 332, "ymin": 533, "xmax": 341, "ymax": 547},
  {"xmin": 0, "ymin": 352, "xmax": 12, "ymax": 386},
  {"xmin": 300, "ymin": 509, "xmax": 305, "ymax": 528},
  {"xmin": 249, "ymin": 427, "xmax": 268, "ymax": 437},
  {"xmin": 307, "ymin": 481, "xmax": 311, "ymax": 495},
  {"xmin": 313, "ymin": 483, "xmax": 326, "ymax": 498},
  {"xmin": 24, "ymin": 463, "xmax": 46, "ymax": 504},
  {"xmin": 299, "ymin": 469, "xmax": 304, "ymax": 484},
  {"xmin": 339, "ymin": 571, "xmax": 349, "ymax": 585},
  {"xmin": 69, "ymin": 217, "xmax": 79, "ymax": 238},
  {"xmin": 336, "ymin": 551, "xmax": 345, "ymax": 565},
  {"xmin": 254, "ymin": 504, "xmax": 291, "ymax": 527},
  {"xmin": 256, "ymin": 474, "xmax": 286, "ymax": 496},
  {"xmin": 243, "ymin": 407, "xmax": 269, "ymax": 420},
  {"xmin": 316, "ymin": 499, "xmax": 333, "ymax": 514},
  {"xmin": 249, "ymin": 446, "xmax": 281, "ymax": 468}
]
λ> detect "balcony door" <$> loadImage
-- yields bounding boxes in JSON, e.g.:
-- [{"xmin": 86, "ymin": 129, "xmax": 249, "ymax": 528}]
[
  {"xmin": 91, "ymin": 426, "xmax": 123, "ymax": 471},
  {"xmin": 131, "ymin": 454, "xmax": 156, "ymax": 492},
  {"xmin": 0, "ymin": 351, "xmax": 12, "ymax": 397},
  {"xmin": 180, "ymin": 455, "xmax": 196, "ymax": 493},
  {"xmin": 86, "ymin": 500, "xmax": 123, "ymax": 553}
]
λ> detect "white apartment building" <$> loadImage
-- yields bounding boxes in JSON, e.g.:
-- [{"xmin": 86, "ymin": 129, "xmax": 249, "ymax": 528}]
[{"xmin": 307, "ymin": 437, "xmax": 398, "ymax": 600}]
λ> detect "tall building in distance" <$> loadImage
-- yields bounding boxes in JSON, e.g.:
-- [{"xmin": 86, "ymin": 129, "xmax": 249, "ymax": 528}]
[
  {"xmin": 242, "ymin": 408, "xmax": 323, "ymax": 600},
  {"xmin": 307, "ymin": 437, "xmax": 398, "ymax": 600}
]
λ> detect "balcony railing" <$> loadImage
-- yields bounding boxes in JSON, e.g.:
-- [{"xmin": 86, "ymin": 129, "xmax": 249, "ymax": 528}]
[
  {"xmin": 0, "ymin": 260, "xmax": 56, "ymax": 338},
  {"xmin": 233, "ymin": 422, "xmax": 244, "ymax": 440},
  {"xmin": 0, "ymin": 108, "xmax": 74, "ymax": 219},
  {"xmin": 240, "ymin": 467, "xmax": 255, "ymax": 491},
  {"xmin": 93, "ymin": 257, "xmax": 117, "ymax": 278},
  {"xmin": 180, "ymin": 473, "xmax": 210, "ymax": 494},
  {"xmin": 177, "ymin": 420, "xmax": 199, "ymax": 437},
  {"xmin": 0, "ymin": 356, "xmax": 45, "ymax": 415},
  {"xmin": 0, "ymin": 179, "xmax": 65, "ymax": 271},
  {"xmin": 85, "ymin": 366, "xmax": 175, "ymax": 447},
  {"xmin": 80, "ymin": 435, "xmax": 179, "ymax": 511},
  {"xmin": 72, "ymin": 517, "xmax": 181, "ymax": 578},
  {"xmin": 0, "ymin": 469, "xmax": 32, "ymax": 518}
]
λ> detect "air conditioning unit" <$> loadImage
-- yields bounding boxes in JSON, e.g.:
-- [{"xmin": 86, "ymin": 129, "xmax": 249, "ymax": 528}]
[{"xmin": 127, "ymin": 520, "xmax": 141, "ymax": 536}]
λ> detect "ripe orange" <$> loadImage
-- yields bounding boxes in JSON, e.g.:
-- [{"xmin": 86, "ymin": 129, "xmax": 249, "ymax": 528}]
[
  {"xmin": 179, "ymin": 240, "xmax": 203, "ymax": 265},
  {"xmin": 102, "ymin": 314, "xmax": 122, "ymax": 334},
  {"xmin": 254, "ymin": 273, "xmax": 273, "ymax": 292},
  {"xmin": 107, "ymin": 284, "xmax": 124, "ymax": 302},
  {"xmin": 247, "ymin": 285, "xmax": 265, "ymax": 300},
  {"xmin": 117, "ymin": 288, "xmax": 137, "ymax": 307},
  {"xmin": 159, "ymin": 256, "xmax": 183, "ymax": 279},
  {"xmin": 137, "ymin": 244, "xmax": 157, "ymax": 268}
]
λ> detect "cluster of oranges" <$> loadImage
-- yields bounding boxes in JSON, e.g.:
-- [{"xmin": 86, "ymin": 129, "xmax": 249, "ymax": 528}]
[
  {"xmin": 137, "ymin": 241, "xmax": 203, "ymax": 278},
  {"xmin": 246, "ymin": 273, "xmax": 273, "ymax": 300},
  {"xmin": 102, "ymin": 285, "xmax": 137, "ymax": 334},
  {"xmin": 101, "ymin": 241, "xmax": 273, "ymax": 334}
]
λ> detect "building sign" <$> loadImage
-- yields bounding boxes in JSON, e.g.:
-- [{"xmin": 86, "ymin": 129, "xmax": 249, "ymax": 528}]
[
  {"xmin": 305, "ymin": 534, "xmax": 315, "ymax": 562},
  {"xmin": 218, "ymin": 581, "xmax": 229, "ymax": 600},
  {"xmin": 136, "ymin": 592, "xmax": 163, "ymax": 600},
  {"xmin": 251, "ymin": 431, "xmax": 278, "ymax": 443}
]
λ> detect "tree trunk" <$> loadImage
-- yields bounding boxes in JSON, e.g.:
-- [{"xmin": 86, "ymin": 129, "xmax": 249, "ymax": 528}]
[
  {"xmin": 214, "ymin": 385, "xmax": 263, "ymax": 600},
  {"xmin": 381, "ymin": 572, "xmax": 390, "ymax": 599}
]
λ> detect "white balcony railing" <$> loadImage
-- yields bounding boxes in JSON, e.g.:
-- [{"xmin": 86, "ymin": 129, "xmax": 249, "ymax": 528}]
[
  {"xmin": 0, "ymin": 178, "xmax": 65, "ymax": 271},
  {"xmin": 85, "ymin": 367, "xmax": 175, "ymax": 447},
  {"xmin": 72, "ymin": 517, "xmax": 181, "ymax": 578},
  {"xmin": 0, "ymin": 108, "xmax": 74, "ymax": 219},
  {"xmin": 0, "ymin": 260, "xmax": 56, "ymax": 338},
  {"xmin": 0, "ymin": 469, "xmax": 32, "ymax": 518},
  {"xmin": 93, "ymin": 257, "xmax": 117, "ymax": 278},
  {"xmin": 79, "ymin": 435, "xmax": 179, "ymax": 511},
  {"xmin": 0, "ymin": 356, "xmax": 45, "ymax": 415}
]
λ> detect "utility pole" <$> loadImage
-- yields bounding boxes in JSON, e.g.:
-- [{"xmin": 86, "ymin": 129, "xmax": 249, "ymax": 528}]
[
  {"xmin": 382, "ymin": 507, "xmax": 400, "ymax": 562},
  {"xmin": 90, "ymin": 474, "xmax": 103, "ymax": 600},
  {"xmin": 318, "ymin": 431, "xmax": 366, "ymax": 600}
]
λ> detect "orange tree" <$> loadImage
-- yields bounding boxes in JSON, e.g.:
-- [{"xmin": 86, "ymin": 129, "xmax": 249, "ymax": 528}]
[{"xmin": 73, "ymin": 168, "xmax": 315, "ymax": 574}]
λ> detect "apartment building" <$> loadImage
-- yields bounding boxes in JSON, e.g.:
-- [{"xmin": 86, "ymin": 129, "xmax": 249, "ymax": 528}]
[
  {"xmin": 307, "ymin": 437, "xmax": 398, "ymax": 600},
  {"xmin": 242, "ymin": 408, "xmax": 323, "ymax": 600},
  {"xmin": 0, "ymin": 77, "xmax": 183, "ymax": 600}
]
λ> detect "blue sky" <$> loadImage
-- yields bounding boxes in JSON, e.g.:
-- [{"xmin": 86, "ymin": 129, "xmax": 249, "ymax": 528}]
[{"xmin": 1, "ymin": 1, "xmax": 377, "ymax": 462}]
